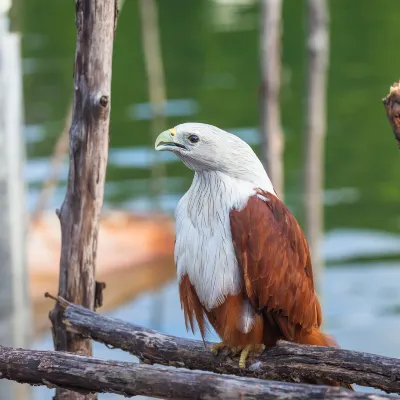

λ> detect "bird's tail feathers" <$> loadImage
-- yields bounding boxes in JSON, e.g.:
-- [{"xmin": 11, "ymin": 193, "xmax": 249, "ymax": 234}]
[{"xmin": 301, "ymin": 327, "xmax": 339, "ymax": 347}]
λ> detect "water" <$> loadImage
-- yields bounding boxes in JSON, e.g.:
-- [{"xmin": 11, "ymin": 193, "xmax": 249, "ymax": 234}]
[{"xmin": 13, "ymin": 0, "xmax": 400, "ymax": 397}]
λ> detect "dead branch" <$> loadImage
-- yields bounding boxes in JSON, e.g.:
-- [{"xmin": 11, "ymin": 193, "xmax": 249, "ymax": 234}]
[
  {"xmin": 303, "ymin": 0, "xmax": 330, "ymax": 291},
  {"xmin": 48, "ymin": 1, "xmax": 118, "ymax": 399},
  {"xmin": 31, "ymin": 103, "xmax": 72, "ymax": 224},
  {"xmin": 260, "ymin": 0, "xmax": 284, "ymax": 198},
  {"xmin": 383, "ymin": 81, "xmax": 400, "ymax": 148},
  {"xmin": 138, "ymin": 0, "xmax": 167, "ymax": 205},
  {"xmin": 53, "ymin": 297, "xmax": 400, "ymax": 394},
  {"xmin": 0, "ymin": 344, "xmax": 394, "ymax": 400}
]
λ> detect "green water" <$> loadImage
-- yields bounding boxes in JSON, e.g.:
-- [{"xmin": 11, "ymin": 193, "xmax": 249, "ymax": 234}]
[
  {"xmin": 16, "ymin": 0, "xmax": 400, "ymax": 259},
  {"xmin": 15, "ymin": 2, "xmax": 400, "ymax": 398}
]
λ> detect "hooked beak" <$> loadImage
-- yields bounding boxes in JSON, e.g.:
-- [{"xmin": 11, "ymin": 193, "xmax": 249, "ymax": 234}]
[{"xmin": 155, "ymin": 129, "xmax": 187, "ymax": 152}]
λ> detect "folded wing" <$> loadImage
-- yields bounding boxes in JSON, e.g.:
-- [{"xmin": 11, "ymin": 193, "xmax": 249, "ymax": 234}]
[{"xmin": 229, "ymin": 190, "xmax": 322, "ymax": 342}]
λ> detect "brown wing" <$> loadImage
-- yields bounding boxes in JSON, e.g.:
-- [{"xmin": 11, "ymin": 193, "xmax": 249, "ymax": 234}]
[{"xmin": 229, "ymin": 190, "xmax": 322, "ymax": 342}]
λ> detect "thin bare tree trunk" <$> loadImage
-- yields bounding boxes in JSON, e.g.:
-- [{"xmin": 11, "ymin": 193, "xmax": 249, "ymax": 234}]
[
  {"xmin": 49, "ymin": 1, "xmax": 118, "ymax": 399},
  {"xmin": 31, "ymin": 104, "xmax": 72, "ymax": 223},
  {"xmin": 303, "ymin": 0, "xmax": 329, "ymax": 293},
  {"xmin": 138, "ymin": 0, "xmax": 167, "ymax": 205},
  {"xmin": 0, "ymin": 11, "xmax": 31, "ymax": 399},
  {"xmin": 31, "ymin": 1, "xmax": 129, "ymax": 223},
  {"xmin": 260, "ymin": 0, "xmax": 284, "ymax": 198}
]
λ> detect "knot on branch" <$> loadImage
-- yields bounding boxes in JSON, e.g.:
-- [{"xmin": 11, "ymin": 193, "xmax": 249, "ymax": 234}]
[
  {"xmin": 383, "ymin": 81, "xmax": 400, "ymax": 148},
  {"xmin": 99, "ymin": 95, "xmax": 109, "ymax": 108}
]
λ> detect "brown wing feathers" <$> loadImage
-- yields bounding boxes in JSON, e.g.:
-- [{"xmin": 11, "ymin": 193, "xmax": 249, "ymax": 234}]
[{"xmin": 229, "ymin": 190, "xmax": 322, "ymax": 342}]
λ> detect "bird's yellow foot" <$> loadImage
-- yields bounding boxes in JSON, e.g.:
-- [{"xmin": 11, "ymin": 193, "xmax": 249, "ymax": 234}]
[
  {"xmin": 211, "ymin": 341, "xmax": 227, "ymax": 355},
  {"xmin": 211, "ymin": 342, "xmax": 243, "ymax": 357},
  {"xmin": 239, "ymin": 344, "xmax": 266, "ymax": 369}
]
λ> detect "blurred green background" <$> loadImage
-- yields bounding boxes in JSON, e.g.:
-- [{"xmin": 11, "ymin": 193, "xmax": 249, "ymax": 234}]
[
  {"xmin": 20, "ymin": 0, "xmax": 400, "ymax": 242},
  {"xmin": 10, "ymin": 0, "xmax": 400, "ymax": 398}
]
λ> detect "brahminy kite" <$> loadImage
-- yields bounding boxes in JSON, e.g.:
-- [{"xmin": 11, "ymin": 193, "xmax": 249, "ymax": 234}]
[{"xmin": 155, "ymin": 122, "xmax": 352, "ymax": 388}]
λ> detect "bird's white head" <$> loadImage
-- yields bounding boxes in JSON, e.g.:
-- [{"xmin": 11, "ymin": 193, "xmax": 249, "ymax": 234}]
[{"xmin": 155, "ymin": 122, "xmax": 272, "ymax": 189}]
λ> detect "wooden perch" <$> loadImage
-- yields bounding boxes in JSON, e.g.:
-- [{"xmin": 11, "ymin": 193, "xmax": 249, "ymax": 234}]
[
  {"xmin": 52, "ymin": 296, "xmax": 400, "ymax": 394},
  {"xmin": 0, "ymin": 344, "xmax": 395, "ymax": 400},
  {"xmin": 49, "ymin": 1, "xmax": 118, "ymax": 398},
  {"xmin": 383, "ymin": 81, "xmax": 400, "ymax": 147}
]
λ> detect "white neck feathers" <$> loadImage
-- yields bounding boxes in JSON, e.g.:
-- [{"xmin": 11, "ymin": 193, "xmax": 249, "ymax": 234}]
[{"xmin": 174, "ymin": 171, "xmax": 259, "ymax": 310}]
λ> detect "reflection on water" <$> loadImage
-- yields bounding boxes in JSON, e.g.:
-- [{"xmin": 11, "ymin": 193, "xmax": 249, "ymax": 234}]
[
  {"xmin": 21, "ymin": 0, "xmax": 400, "ymax": 233},
  {"xmin": 16, "ymin": 0, "xmax": 400, "ymax": 397}
]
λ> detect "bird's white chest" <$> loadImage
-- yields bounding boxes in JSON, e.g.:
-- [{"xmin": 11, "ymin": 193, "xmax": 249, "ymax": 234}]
[{"xmin": 174, "ymin": 171, "xmax": 256, "ymax": 311}]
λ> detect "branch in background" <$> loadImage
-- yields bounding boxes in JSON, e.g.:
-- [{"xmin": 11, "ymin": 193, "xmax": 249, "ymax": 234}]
[
  {"xmin": 138, "ymin": 0, "xmax": 167, "ymax": 205},
  {"xmin": 48, "ymin": 1, "xmax": 118, "ymax": 399},
  {"xmin": 52, "ymin": 296, "xmax": 400, "ymax": 394},
  {"xmin": 31, "ymin": 0, "xmax": 128, "ymax": 223},
  {"xmin": 30, "ymin": 103, "xmax": 72, "ymax": 223},
  {"xmin": 382, "ymin": 81, "xmax": 400, "ymax": 148},
  {"xmin": 303, "ymin": 0, "xmax": 330, "ymax": 294},
  {"xmin": 260, "ymin": 0, "xmax": 284, "ymax": 198},
  {"xmin": 0, "ymin": 344, "xmax": 395, "ymax": 400}
]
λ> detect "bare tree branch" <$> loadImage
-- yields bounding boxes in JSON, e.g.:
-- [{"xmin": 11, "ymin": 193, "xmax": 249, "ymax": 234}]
[
  {"xmin": 0, "ymin": 344, "xmax": 395, "ymax": 400},
  {"xmin": 30, "ymin": 103, "xmax": 72, "ymax": 224},
  {"xmin": 48, "ymin": 1, "xmax": 118, "ymax": 398},
  {"xmin": 49, "ymin": 296, "xmax": 400, "ymax": 394},
  {"xmin": 260, "ymin": 0, "xmax": 284, "ymax": 198},
  {"xmin": 303, "ymin": 0, "xmax": 330, "ymax": 292}
]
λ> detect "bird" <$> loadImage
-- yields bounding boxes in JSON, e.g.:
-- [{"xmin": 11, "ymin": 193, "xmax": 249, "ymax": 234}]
[{"xmin": 155, "ymin": 122, "xmax": 352, "ymax": 388}]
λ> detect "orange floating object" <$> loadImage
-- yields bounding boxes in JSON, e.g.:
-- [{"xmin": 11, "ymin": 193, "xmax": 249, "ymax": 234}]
[{"xmin": 28, "ymin": 211, "xmax": 176, "ymax": 338}]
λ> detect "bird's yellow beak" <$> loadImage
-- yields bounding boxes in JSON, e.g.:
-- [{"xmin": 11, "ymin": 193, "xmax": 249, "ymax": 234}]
[{"xmin": 155, "ymin": 128, "xmax": 186, "ymax": 151}]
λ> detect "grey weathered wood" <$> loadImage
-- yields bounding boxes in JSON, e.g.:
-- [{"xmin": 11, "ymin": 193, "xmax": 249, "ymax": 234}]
[
  {"xmin": 48, "ymin": 1, "xmax": 118, "ymax": 399},
  {"xmin": 0, "ymin": 11, "xmax": 31, "ymax": 400},
  {"xmin": 55, "ymin": 298, "xmax": 400, "ymax": 394},
  {"xmin": 0, "ymin": 344, "xmax": 395, "ymax": 400},
  {"xmin": 260, "ymin": 0, "xmax": 284, "ymax": 198},
  {"xmin": 303, "ymin": 0, "xmax": 330, "ymax": 292}
]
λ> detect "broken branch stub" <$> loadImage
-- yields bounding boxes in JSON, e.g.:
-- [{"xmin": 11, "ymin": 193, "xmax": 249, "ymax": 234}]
[{"xmin": 383, "ymin": 81, "xmax": 400, "ymax": 148}]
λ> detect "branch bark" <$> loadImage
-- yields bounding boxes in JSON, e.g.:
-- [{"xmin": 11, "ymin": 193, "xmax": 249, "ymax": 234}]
[
  {"xmin": 260, "ymin": 0, "xmax": 284, "ymax": 198},
  {"xmin": 382, "ymin": 81, "xmax": 400, "ymax": 148},
  {"xmin": 53, "ymin": 297, "xmax": 400, "ymax": 394},
  {"xmin": 303, "ymin": 0, "xmax": 330, "ymax": 293},
  {"xmin": 48, "ymin": 1, "xmax": 118, "ymax": 399},
  {"xmin": 0, "ymin": 344, "xmax": 395, "ymax": 400}
]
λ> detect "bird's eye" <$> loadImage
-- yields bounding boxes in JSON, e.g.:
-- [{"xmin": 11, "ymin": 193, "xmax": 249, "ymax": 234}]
[{"xmin": 188, "ymin": 135, "xmax": 199, "ymax": 144}]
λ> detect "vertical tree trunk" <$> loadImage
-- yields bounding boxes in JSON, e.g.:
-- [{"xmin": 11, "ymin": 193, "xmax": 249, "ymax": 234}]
[
  {"xmin": 138, "ymin": 0, "xmax": 167, "ymax": 329},
  {"xmin": 49, "ymin": 1, "xmax": 118, "ymax": 399},
  {"xmin": 260, "ymin": 0, "xmax": 284, "ymax": 198},
  {"xmin": 138, "ymin": 0, "xmax": 167, "ymax": 205},
  {"xmin": 0, "ymin": 11, "xmax": 31, "ymax": 400},
  {"xmin": 303, "ymin": 0, "xmax": 329, "ymax": 293},
  {"xmin": 31, "ymin": 104, "xmax": 72, "ymax": 223}
]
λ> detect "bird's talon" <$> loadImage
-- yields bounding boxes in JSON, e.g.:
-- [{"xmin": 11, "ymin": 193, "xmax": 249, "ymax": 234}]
[
  {"xmin": 229, "ymin": 346, "xmax": 242, "ymax": 356},
  {"xmin": 211, "ymin": 342, "xmax": 226, "ymax": 355},
  {"xmin": 239, "ymin": 344, "xmax": 265, "ymax": 369},
  {"xmin": 257, "ymin": 344, "xmax": 266, "ymax": 354}
]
